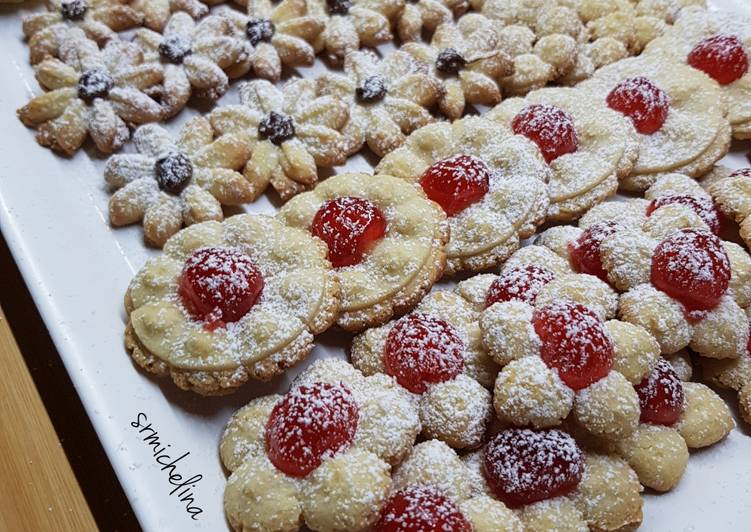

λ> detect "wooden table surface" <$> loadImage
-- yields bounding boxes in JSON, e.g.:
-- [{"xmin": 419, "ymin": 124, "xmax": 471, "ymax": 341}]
[{"xmin": 0, "ymin": 233, "xmax": 140, "ymax": 531}]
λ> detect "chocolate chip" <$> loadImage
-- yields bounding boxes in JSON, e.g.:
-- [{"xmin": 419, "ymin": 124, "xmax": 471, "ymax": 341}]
[
  {"xmin": 327, "ymin": 0, "xmax": 352, "ymax": 15},
  {"xmin": 355, "ymin": 75, "xmax": 387, "ymax": 103},
  {"xmin": 61, "ymin": 0, "xmax": 88, "ymax": 21},
  {"xmin": 245, "ymin": 18, "xmax": 275, "ymax": 46},
  {"xmin": 77, "ymin": 69, "xmax": 114, "ymax": 102},
  {"xmin": 436, "ymin": 48, "xmax": 466, "ymax": 74},
  {"xmin": 158, "ymin": 35, "xmax": 192, "ymax": 64},
  {"xmin": 155, "ymin": 152, "xmax": 193, "ymax": 194},
  {"xmin": 258, "ymin": 111, "xmax": 295, "ymax": 145}
]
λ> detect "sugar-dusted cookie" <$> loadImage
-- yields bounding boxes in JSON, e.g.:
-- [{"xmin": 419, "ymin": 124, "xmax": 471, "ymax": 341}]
[
  {"xmin": 396, "ymin": 0, "xmax": 469, "ymax": 42},
  {"xmin": 124, "ymin": 214, "xmax": 340, "ymax": 395},
  {"xmin": 105, "ymin": 118, "xmax": 254, "ymax": 247},
  {"xmin": 375, "ymin": 116, "xmax": 550, "ymax": 274},
  {"xmin": 579, "ymin": 55, "xmax": 731, "ymax": 191},
  {"xmin": 17, "ymin": 30, "xmax": 163, "ymax": 155},
  {"xmin": 208, "ymin": 78, "xmax": 351, "ymax": 201},
  {"xmin": 351, "ymin": 289, "xmax": 495, "ymax": 449},
  {"xmin": 278, "ymin": 172, "xmax": 449, "ymax": 331},
  {"xmin": 705, "ymin": 165, "xmax": 751, "ymax": 250},
  {"xmin": 133, "ymin": 13, "xmax": 252, "ymax": 118},
  {"xmin": 316, "ymin": 49, "xmax": 443, "ymax": 157},
  {"xmin": 215, "ymin": 1, "xmax": 327, "ymax": 82},
  {"xmin": 644, "ymin": 6, "xmax": 751, "ymax": 139},
  {"xmin": 131, "ymin": 0, "xmax": 212, "ymax": 32},
  {"xmin": 486, "ymin": 86, "xmax": 638, "ymax": 221},
  {"xmin": 22, "ymin": 0, "xmax": 142, "ymax": 63},
  {"xmin": 220, "ymin": 359, "xmax": 420, "ymax": 531},
  {"xmin": 400, "ymin": 13, "xmax": 515, "ymax": 119},
  {"xmin": 539, "ymin": 173, "xmax": 751, "ymax": 359}
]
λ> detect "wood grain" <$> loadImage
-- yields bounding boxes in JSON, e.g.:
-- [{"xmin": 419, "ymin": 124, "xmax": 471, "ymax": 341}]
[{"xmin": 0, "ymin": 304, "xmax": 97, "ymax": 531}]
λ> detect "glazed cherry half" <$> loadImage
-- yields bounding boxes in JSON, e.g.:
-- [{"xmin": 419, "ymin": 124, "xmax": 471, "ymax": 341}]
[
  {"xmin": 483, "ymin": 428, "xmax": 584, "ymax": 508},
  {"xmin": 646, "ymin": 195, "xmax": 721, "ymax": 235},
  {"xmin": 384, "ymin": 313, "xmax": 465, "ymax": 394},
  {"xmin": 532, "ymin": 301, "xmax": 614, "ymax": 390},
  {"xmin": 375, "ymin": 486, "xmax": 471, "ymax": 532},
  {"xmin": 634, "ymin": 358, "xmax": 685, "ymax": 426},
  {"xmin": 419, "ymin": 154, "xmax": 491, "ymax": 216},
  {"xmin": 311, "ymin": 196, "xmax": 387, "ymax": 268},
  {"xmin": 485, "ymin": 265, "xmax": 556, "ymax": 307},
  {"xmin": 178, "ymin": 247, "xmax": 263, "ymax": 330},
  {"xmin": 688, "ymin": 34, "xmax": 749, "ymax": 85},
  {"xmin": 568, "ymin": 220, "xmax": 620, "ymax": 283},
  {"xmin": 512, "ymin": 104, "xmax": 578, "ymax": 163},
  {"xmin": 265, "ymin": 381, "xmax": 359, "ymax": 477},
  {"xmin": 606, "ymin": 76, "xmax": 670, "ymax": 134}
]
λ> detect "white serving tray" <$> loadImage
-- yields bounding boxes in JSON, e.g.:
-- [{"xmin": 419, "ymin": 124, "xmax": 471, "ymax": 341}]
[{"xmin": 1, "ymin": 0, "xmax": 751, "ymax": 530}]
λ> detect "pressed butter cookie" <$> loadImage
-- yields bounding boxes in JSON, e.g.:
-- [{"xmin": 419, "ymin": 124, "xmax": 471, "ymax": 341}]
[
  {"xmin": 705, "ymin": 165, "xmax": 751, "ymax": 251},
  {"xmin": 124, "ymin": 214, "xmax": 340, "ymax": 395},
  {"xmin": 17, "ymin": 30, "xmax": 164, "ymax": 154},
  {"xmin": 579, "ymin": 55, "xmax": 731, "ymax": 191},
  {"xmin": 316, "ymin": 49, "xmax": 443, "ymax": 158},
  {"xmin": 396, "ymin": 0, "xmax": 469, "ymax": 42},
  {"xmin": 220, "ymin": 358, "xmax": 420, "ymax": 531},
  {"xmin": 487, "ymin": 86, "xmax": 638, "ymax": 221},
  {"xmin": 104, "ymin": 117, "xmax": 254, "ymax": 247},
  {"xmin": 131, "ymin": 0, "xmax": 213, "ymax": 32},
  {"xmin": 208, "ymin": 78, "xmax": 352, "ymax": 201},
  {"xmin": 351, "ymin": 289, "xmax": 496, "ymax": 449},
  {"xmin": 376, "ymin": 116, "xmax": 550, "ymax": 274},
  {"xmin": 278, "ymin": 172, "xmax": 449, "ymax": 332}
]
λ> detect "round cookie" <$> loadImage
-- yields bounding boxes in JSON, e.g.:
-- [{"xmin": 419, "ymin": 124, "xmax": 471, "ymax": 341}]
[{"xmin": 705, "ymin": 165, "xmax": 751, "ymax": 251}]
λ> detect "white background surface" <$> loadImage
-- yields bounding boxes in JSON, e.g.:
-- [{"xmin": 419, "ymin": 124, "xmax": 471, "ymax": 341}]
[{"xmin": 1, "ymin": 0, "xmax": 751, "ymax": 530}]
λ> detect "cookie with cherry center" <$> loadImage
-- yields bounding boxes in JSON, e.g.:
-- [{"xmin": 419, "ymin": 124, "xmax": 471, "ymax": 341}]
[{"xmin": 704, "ymin": 165, "xmax": 751, "ymax": 251}]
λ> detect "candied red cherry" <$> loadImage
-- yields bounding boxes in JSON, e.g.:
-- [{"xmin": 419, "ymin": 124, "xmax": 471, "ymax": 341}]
[
  {"xmin": 511, "ymin": 104, "xmax": 578, "ymax": 163},
  {"xmin": 532, "ymin": 301, "xmax": 614, "ymax": 390},
  {"xmin": 375, "ymin": 486, "xmax": 471, "ymax": 532},
  {"xmin": 485, "ymin": 265, "xmax": 556, "ymax": 307},
  {"xmin": 647, "ymin": 195, "xmax": 721, "ymax": 235},
  {"xmin": 568, "ymin": 221, "xmax": 620, "ymax": 282},
  {"xmin": 265, "ymin": 381, "xmax": 359, "ymax": 477},
  {"xmin": 730, "ymin": 168, "xmax": 751, "ymax": 179},
  {"xmin": 178, "ymin": 247, "xmax": 263, "ymax": 329},
  {"xmin": 384, "ymin": 313, "xmax": 464, "ymax": 394},
  {"xmin": 311, "ymin": 197, "xmax": 387, "ymax": 268},
  {"xmin": 606, "ymin": 76, "xmax": 670, "ymax": 134},
  {"xmin": 635, "ymin": 358, "xmax": 685, "ymax": 426},
  {"xmin": 688, "ymin": 34, "xmax": 749, "ymax": 85},
  {"xmin": 651, "ymin": 228, "xmax": 731, "ymax": 313},
  {"xmin": 483, "ymin": 428, "xmax": 584, "ymax": 508},
  {"xmin": 419, "ymin": 154, "xmax": 491, "ymax": 216}
]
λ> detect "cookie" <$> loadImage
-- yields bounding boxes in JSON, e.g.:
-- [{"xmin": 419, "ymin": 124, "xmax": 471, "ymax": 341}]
[
  {"xmin": 400, "ymin": 13, "xmax": 515, "ymax": 119},
  {"xmin": 216, "ymin": 1, "xmax": 327, "ymax": 82},
  {"xmin": 351, "ymin": 289, "xmax": 495, "ymax": 449},
  {"xmin": 208, "ymin": 78, "xmax": 351, "ymax": 201},
  {"xmin": 132, "ymin": 0, "xmax": 211, "ymax": 32},
  {"xmin": 705, "ymin": 165, "xmax": 751, "ymax": 251},
  {"xmin": 486, "ymin": 86, "xmax": 638, "ymax": 221},
  {"xmin": 644, "ymin": 6, "xmax": 751, "ymax": 139},
  {"xmin": 105, "ymin": 117, "xmax": 254, "ymax": 247},
  {"xmin": 133, "ymin": 13, "xmax": 252, "ymax": 118},
  {"xmin": 17, "ymin": 30, "xmax": 164, "ymax": 154},
  {"xmin": 124, "ymin": 214, "xmax": 340, "ymax": 395},
  {"xmin": 375, "ymin": 116, "xmax": 550, "ymax": 274},
  {"xmin": 316, "ymin": 49, "xmax": 443, "ymax": 158},
  {"xmin": 396, "ymin": 0, "xmax": 469, "ymax": 42},
  {"xmin": 220, "ymin": 358, "xmax": 420, "ymax": 531},
  {"xmin": 278, "ymin": 172, "xmax": 449, "ymax": 332},
  {"xmin": 579, "ymin": 55, "xmax": 731, "ymax": 191}
]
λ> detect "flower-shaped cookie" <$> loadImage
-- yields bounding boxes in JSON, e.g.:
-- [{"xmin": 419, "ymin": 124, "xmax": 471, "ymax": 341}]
[
  {"xmin": 486, "ymin": 86, "xmax": 638, "ymax": 221},
  {"xmin": 375, "ymin": 116, "xmax": 550, "ymax": 274},
  {"xmin": 316, "ymin": 49, "xmax": 443, "ymax": 157},
  {"xmin": 705, "ymin": 165, "xmax": 751, "ymax": 250},
  {"xmin": 22, "ymin": 0, "xmax": 142, "ymax": 63},
  {"xmin": 132, "ymin": 0, "xmax": 212, "ymax": 32},
  {"xmin": 644, "ymin": 6, "xmax": 751, "ymax": 139},
  {"xmin": 579, "ymin": 55, "xmax": 731, "ymax": 192},
  {"xmin": 396, "ymin": 0, "xmax": 468, "ymax": 42},
  {"xmin": 105, "ymin": 118, "xmax": 254, "ymax": 247},
  {"xmin": 351, "ymin": 289, "xmax": 495, "ymax": 449},
  {"xmin": 278, "ymin": 172, "xmax": 449, "ymax": 332},
  {"xmin": 17, "ymin": 30, "xmax": 164, "ymax": 154},
  {"xmin": 124, "ymin": 215, "xmax": 340, "ymax": 395},
  {"xmin": 220, "ymin": 358, "xmax": 420, "ymax": 531},
  {"xmin": 400, "ymin": 14, "xmax": 515, "ymax": 119},
  {"xmin": 133, "ymin": 13, "xmax": 252, "ymax": 118},
  {"xmin": 208, "ymin": 78, "xmax": 351, "ymax": 201},
  {"xmin": 537, "ymin": 173, "xmax": 751, "ymax": 361},
  {"xmin": 216, "ymin": 1, "xmax": 327, "ymax": 82}
]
